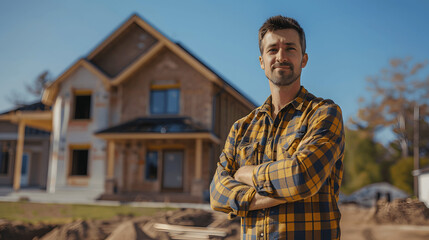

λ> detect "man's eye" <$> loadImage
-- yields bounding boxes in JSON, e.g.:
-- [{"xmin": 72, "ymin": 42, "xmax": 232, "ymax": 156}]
[
  {"xmin": 268, "ymin": 49, "xmax": 277, "ymax": 53},
  {"xmin": 287, "ymin": 47, "xmax": 296, "ymax": 51}
]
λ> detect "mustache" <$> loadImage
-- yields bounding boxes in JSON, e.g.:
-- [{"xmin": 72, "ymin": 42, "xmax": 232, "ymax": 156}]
[{"xmin": 272, "ymin": 62, "xmax": 294, "ymax": 69}]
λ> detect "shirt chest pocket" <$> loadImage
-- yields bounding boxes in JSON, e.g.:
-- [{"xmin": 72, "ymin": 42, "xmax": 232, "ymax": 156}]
[
  {"xmin": 279, "ymin": 131, "xmax": 305, "ymax": 158},
  {"xmin": 236, "ymin": 142, "xmax": 260, "ymax": 167}
]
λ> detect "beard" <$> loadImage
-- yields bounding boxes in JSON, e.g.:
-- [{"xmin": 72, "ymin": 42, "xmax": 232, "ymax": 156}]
[{"xmin": 268, "ymin": 62, "xmax": 301, "ymax": 86}]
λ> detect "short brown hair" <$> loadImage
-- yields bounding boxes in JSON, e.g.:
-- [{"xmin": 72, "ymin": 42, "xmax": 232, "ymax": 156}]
[{"xmin": 258, "ymin": 15, "xmax": 306, "ymax": 55}]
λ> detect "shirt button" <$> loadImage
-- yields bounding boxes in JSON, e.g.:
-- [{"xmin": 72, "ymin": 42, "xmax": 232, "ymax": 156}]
[{"xmin": 260, "ymin": 232, "xmax": 264, "ymax": 237}]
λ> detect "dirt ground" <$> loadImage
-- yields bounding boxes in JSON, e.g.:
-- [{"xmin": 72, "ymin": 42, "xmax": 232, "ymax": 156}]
[
  {"xmin": 340, "ymin": 201, "xmax": 429, "ymax": 240},
  {"xmin": 1, "ymin": 200, "xmax": 429, "ymax": 239}
]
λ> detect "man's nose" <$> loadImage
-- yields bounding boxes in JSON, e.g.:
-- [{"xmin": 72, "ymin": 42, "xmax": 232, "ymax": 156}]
[{"xmin": 276, "ymin": 49, "xmax": 287, "ymax": 63}]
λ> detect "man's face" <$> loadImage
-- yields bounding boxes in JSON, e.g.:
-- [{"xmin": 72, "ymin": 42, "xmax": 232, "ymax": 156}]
[{"xmin": 259, "ymin": 29, "xmax": 308, "ymax": 86}]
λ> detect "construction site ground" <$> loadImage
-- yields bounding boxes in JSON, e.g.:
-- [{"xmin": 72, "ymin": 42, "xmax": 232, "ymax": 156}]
[{"xmin": 1, "ymin": 200, "xmax": 429, "ymax": 239}]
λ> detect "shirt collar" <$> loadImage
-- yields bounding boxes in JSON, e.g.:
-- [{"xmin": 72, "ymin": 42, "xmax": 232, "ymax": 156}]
[
  {"xmin": 259, "ymin": 86, "xmax": 308, "ymax": 115},
  {"xmin": 291, "ymin": 86, "xmax": 308, "ymax": 111}
]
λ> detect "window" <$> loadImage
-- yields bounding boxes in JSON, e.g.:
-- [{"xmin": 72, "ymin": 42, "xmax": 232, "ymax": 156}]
[
  {"xmin": 74, "ymin": 93, "xmax": 92, "ymax": 119},
  {"xmin": 150, "ymin": 88, "xmax": 180, "ymax": 114},
  {"xmin": 0, "ymin": 143, "xmax": 9, "ymax": 175},
  {"xmin": 70, "ymin": 149, "xmax": 89, "ymax": 176},
  {"xmin": 145, "ymin": 151, "xmax": 158, "ymax": 181}
]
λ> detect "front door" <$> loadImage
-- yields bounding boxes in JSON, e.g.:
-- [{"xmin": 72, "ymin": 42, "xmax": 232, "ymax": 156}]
[
  {"xmin": 20, "ymin": 153, "xmax": 30, "ymax": 187},
  {"xmin": 162, "ymin": 151, "xmax": 183, "ymax": 190}
]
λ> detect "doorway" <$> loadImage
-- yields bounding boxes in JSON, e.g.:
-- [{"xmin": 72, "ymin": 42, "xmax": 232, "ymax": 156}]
[
  {"xmin": 162, "ymin": 150, "xmax": 183, "ymax": 190},
  {"xmin": 20, "ymin": 153, "xmax": 30, "ymax": 187}
]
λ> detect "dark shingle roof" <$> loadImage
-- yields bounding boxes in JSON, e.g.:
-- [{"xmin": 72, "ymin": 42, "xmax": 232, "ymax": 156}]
[
  {"xmin": 1, "ymin": 101, "xmax": 51, "ymax": 115},
  {"xmin": 96, "ymin": 117, "xmax": 209, "ymax": 134}
]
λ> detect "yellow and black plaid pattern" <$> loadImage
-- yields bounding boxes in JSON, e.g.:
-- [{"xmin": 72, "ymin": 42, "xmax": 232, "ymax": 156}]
[{"xmin": 210, "ymin": 87, "xmax": 344, "ymax": 240}]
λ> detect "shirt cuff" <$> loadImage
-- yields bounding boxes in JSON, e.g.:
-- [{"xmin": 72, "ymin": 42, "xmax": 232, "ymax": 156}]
[
  {"xmin": 252, "ymin": 161, "xmax": 274, "ymax": 196},
  {"xmin": 228, "ymin": 187, "xmax": 257, "ymax": 219}
]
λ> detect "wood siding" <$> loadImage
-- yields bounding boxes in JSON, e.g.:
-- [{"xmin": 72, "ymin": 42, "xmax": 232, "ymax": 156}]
[
  {"xmin": 90, "ymin": 23, "xmax": 158, "ymax": 78},
  {"xmin": 211, "ymin": 85, "xmax": 254, "ymax": 177}
]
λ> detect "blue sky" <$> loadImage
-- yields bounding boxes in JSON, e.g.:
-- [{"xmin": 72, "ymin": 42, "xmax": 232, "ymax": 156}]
[{"xmin": 1, "ymin": 0, "xmax": 429, "ymax": 137}]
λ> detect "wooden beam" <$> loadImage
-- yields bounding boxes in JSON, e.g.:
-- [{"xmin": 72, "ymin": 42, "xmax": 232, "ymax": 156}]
[
  {"xmin": 107, "ymin": 141, "xmax": 115, "ymax": 178},
  {"xmin": 154, "ymin": 223, "xmax": 227, "ymax": 238},
  {"xmin": 195, "ymin": 139, "xmax": 203, "ymax": 180},
  {"xmin": 42, "ymin": 84, "xmax": 59, "ymax": 106},
  {"xmin": 95, "ymin": 132, "xmax": 221, "ymax": 145},
  {"xmin": 22, "ymin": 120, "xmax": 51, "ymax": 132},
  {"xmin": 13, "ymin": 121, "xmax": 25, "ymax": 191}
]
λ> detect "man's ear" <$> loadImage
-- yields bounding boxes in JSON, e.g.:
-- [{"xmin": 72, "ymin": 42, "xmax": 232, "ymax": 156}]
[
  {"xmin": 259, "ymin": 56, "xmax": 265, "ymax": 70},
  {"xmin": 301, "ymin": 53, "xmax": 308, "ymax": 68}
]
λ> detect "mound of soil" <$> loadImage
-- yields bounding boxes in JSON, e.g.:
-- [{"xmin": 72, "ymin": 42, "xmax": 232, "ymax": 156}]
[
  {"xmin": 372, "ymin": 198, "xmax": 429, "ymax": 225},
  {"xmin": 0, "ymin": 208, "xmax": 240, "ymax": 240},
  {"xmin": 0, "ymin": 220, "xmax": 56, "ymax": 240},
  {"xmin": 39, "ymin": 215, "xmax": 138, "ymax": 240}
]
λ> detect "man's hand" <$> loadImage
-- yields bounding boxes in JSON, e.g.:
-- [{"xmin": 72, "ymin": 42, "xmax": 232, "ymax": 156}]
[
  {"xmin": 234, "ymin": 165, "xmax": 257, "ymax": 186},
  {"xmin": 235, "ymin": 165, "xmax": 286, "ymax": 210}
]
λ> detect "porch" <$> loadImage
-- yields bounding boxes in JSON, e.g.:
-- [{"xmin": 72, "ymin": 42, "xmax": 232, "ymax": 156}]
[{"xmin": 96, "ymin": 117, "xmax": 221, "ymax": 203}]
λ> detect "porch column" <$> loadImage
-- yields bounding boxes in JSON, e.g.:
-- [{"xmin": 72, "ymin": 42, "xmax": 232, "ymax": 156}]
[
  {"xmin": 105, "ymin": 140, "xmax": 116, "ymax": 194},
  {"xmin": 13, "ymin": 121, "xmax": 25, "ymax": 191},
  {"xmin": 195, "ymin": 138, "xmax": 203, "ymax": 179},
  {"xmin": 191, "ymin": 138, "xmax": 204, "ymax": 199}
]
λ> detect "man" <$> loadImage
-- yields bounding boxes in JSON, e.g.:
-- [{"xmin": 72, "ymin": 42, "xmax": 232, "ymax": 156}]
[{"xmin": 210, "ymin": 15, "xmax": 345, "ymax": 240}]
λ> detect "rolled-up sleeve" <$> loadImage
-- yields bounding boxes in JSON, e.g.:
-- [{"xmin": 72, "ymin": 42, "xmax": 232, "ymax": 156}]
[
  {"xmin": 210, "ymin": 123, "xmax": 256, "ymax": 218},
  {"xmin": 252, "ymin": 103, "xmax": 345, "ymax": 201}
]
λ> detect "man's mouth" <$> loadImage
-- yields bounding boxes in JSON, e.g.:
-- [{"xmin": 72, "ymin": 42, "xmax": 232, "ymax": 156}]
[
  {"xmin": 273, "ymin": 63, "xmax": 293, "ymax": 70},
  {"xmin": 276, "ymin": 66, "xmax": 291, "ymax": 69}
]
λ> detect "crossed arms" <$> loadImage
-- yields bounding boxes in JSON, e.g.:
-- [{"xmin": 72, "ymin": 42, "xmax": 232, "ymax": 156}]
[{"xmin": 209, "ymin": 103, "xmax": 344, "ymax": 218}]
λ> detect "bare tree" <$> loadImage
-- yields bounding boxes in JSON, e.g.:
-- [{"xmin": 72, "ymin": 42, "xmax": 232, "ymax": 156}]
[
  {"xmin": 353, "ymin": 57, "xmax": 429, "ymax": 158},
  {"xmin": 7, "ymin": 70, "xmax": 52, "ymax": 107}
]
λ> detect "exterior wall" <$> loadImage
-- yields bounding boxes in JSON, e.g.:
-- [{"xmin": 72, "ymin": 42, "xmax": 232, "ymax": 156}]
[
  {"xmin": 90, "ymin": 23, "xmax": 158, "ymax": 77},
  {"xmin": 0, "ymin": 121, "xmax": 18, "ymax": 136},
  {"xmin": 212, "ymin": 85, "xmax": 255, "ymax": 177},
  {"xmin": 0, "ymin": 140, "xmax": 15, "ymax": 185},
  {"xmin": 24, "ymin": 139, "xmax": 50, "ymax": 188},
  {"xmin": 49, "ymin": 66, "xmax": 109, "ymax": 191},
  {"xmin": 419, "ymin": 173, "xmax": 429, "ymax": 207},
  {"xmin": 108, "ymin": 86, "xmax": 121, "ymax": 128},
  {"xmin": 214, "ymin": 85, "xmax": 254, "ymax": 142},
  {"xmin": 0, "ymin": 122, "xmax": 18, "ymax": 186},
  {"xmin": 119, "ymin": 48, "xmax": 213, "ymax": 130}
]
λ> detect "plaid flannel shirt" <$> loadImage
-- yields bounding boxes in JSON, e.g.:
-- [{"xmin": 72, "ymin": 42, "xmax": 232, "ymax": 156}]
[{"xmin": 210, "ymin": 86, "xmax": 344, "ymax": 240}]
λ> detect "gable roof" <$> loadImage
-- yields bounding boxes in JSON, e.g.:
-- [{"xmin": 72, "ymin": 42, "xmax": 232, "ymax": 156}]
[{"xmin": 42, "ymin": 14, "xmax": 257, "ymax": 109}]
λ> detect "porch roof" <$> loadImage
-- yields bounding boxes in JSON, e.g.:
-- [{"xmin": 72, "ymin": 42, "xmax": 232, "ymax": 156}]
[
  {"xmin": 0, "ymin": 101, "xmax": 51, "ymax": 115},
  {"xmin": 97, "ymin": 117, "xmax": 208, "ymax": 134},
  {"xmin": 0, "ymin": 101, "xmax": 52, "ymax": 132},
  {"xmin": 95, "ymin": 117, "xmax": 220, "ymax": 144}
]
